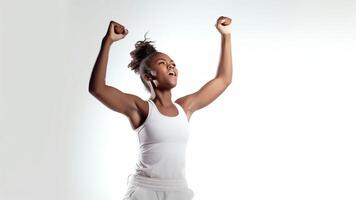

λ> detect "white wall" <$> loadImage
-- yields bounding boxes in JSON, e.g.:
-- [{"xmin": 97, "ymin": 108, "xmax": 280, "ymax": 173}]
[{"xmin": 1, "ymin": 0, "xmax": 355, "ymax": 200}]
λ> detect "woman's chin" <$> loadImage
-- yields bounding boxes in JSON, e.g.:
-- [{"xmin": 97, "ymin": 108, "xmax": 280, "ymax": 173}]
[{"xmin": 169, "ymin": 82, "xmax": 177, "ymax": 89}]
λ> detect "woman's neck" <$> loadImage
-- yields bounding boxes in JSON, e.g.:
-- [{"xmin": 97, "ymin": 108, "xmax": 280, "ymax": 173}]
[{"xmin": 150, "ymin": 89, "xmax": 174, "ymax": 107}]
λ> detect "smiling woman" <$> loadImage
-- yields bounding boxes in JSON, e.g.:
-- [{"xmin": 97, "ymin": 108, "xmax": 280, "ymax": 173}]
[{"xmin": 88, "ymin": 16, "xmax": 233, "ymax": 200}]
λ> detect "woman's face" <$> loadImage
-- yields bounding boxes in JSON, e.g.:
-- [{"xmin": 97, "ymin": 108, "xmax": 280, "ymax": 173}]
[{"xmin": 146, "ymin": 52, "xmax": 178, "ymax": 90}]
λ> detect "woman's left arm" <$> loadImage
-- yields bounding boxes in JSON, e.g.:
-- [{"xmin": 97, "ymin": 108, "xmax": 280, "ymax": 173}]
[{"xmin": 176, "ymin": 16, "xmax": 233, "ymax": 120}]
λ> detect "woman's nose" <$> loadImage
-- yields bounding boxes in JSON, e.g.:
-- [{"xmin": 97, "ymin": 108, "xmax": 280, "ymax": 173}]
[{"xmin": 168, "ymin": 64, "xmax": 175, "ymax": 69}]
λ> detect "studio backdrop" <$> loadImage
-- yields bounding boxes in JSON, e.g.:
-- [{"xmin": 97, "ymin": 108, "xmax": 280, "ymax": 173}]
[{"xmin": 1, "ymin": 0, "xmax": 355, "ymax": 200}]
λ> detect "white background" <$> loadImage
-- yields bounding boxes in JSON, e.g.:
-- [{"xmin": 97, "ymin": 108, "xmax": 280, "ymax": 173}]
[{"xmin": 1, "ymin": 0, "xmax": 355, "ymax": 200}]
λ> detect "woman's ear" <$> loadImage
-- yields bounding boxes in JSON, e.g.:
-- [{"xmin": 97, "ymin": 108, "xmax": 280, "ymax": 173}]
[
  {"xmin": 144, "ymin": 75, "xmax": 154, "ymax": 82},
  {"xmin": 143, "ymin": 74, "xmax": 151, "ymax": 81},
  {"xmin": 144, "ymin": 71, "xmax": 157, "ymax": 81},
  {"xmin": 144, "ymin": 72, "xmax": 158, "ymax": 89}
]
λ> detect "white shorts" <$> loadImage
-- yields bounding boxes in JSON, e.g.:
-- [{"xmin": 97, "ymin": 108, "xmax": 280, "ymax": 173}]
[{"xmin": 122, "ymin": 174, "xmax": 195, "ymax": 200}]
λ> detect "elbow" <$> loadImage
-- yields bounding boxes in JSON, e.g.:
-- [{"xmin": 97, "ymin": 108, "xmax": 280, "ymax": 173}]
[
  {"xmin": 89, "ymin": 84, "xmax": 106, "ymax": 95},
  {"xmin": 88, "ymin": 84, "xmax": 96, "ymax": 94},
  {"xmin": 89, "ymin": 81, "xmax": 95, "ymax": 94},
  {"xmin": 88, "ymin": 82, "xmax": 103, "ymax": 94},
  {"xmin": 224, "ymin": 79, "xmax": 232, "ymax": 86},
  {"xmin": 89, "ymin": 88, "xmax": 97, "ymax": 95},
  {"xmin": 89, "ymin": 85, "xmax": 100, "ymax": 95},
  {"xmin": 216, "ymin": 75, "xmax": 232, "ymax": 86}
]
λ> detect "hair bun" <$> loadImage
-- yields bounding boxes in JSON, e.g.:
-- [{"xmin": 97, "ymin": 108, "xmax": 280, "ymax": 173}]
[{"xmin": 128, "ymin": 31, "xmax": 157, "ymax": 73}]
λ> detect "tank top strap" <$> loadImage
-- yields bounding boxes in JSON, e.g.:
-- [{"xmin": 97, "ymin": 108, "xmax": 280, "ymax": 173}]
[
  {"xmin": 174, "ymin": 102, "xmax": 190, "ymax": 122},
  {"xmin": 147, "ymin": 99, "xmax": 154, "ymax": 113},
  {"xmin": 173, "ymin": 102, "xmax": 183, "ymax": 115}
]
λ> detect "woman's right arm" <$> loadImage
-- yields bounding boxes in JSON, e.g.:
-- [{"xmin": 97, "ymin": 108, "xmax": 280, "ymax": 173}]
[{"xmin": 88, "ymin": 21, "xmax": 143, "ymax": 118}]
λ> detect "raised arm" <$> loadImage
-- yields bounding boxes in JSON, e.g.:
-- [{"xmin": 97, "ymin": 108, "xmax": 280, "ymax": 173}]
[
  {"xmin": 175, "ymin": 16, "xmax": 233, "ymax": 121},
  {"xmin": 89, "ymin": 21, "xmax": 144, "ymax": 128}
]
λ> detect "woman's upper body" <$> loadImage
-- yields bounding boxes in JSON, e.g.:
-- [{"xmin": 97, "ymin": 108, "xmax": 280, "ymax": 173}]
[{"xmin": 89, "ymin": 16, "xmax": 233, "ymax": 131}]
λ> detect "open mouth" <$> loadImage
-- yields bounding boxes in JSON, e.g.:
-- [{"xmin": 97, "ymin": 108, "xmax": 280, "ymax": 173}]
[{"xmin": 168, "ymin": 71, "xmax": 176, "ymax": 76}]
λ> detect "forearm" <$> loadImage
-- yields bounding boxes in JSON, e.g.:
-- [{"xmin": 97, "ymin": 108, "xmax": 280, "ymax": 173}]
[
  {"xmin": 216, "ymin": 34, "xmax": 232, "ymax": 85},
  {"xmin": 89, "ymin": 37, "xmax": 113, "ymax": 92}
]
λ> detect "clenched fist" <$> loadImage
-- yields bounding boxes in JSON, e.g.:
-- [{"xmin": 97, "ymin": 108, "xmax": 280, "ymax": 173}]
[
  {"xmin": 104, "ymin": 20, "xmax": 129, "ymax": 44},
  {"xmin": 215, "ymin": 16, "xmax": 232, "ymax": 36}
]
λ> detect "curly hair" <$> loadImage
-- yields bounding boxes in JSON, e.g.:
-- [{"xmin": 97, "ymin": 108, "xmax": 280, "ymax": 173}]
[{"xmin": 128, "ymin": 31, "xmax": 158, "ymax": 92}]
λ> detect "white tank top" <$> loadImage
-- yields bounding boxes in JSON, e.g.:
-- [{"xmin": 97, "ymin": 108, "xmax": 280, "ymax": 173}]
[{"xmin": 133, "ymin": 98, "xmax": 190, "ymax": 179}]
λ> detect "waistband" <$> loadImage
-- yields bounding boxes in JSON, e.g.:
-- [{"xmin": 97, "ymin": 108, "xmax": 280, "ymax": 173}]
[{"xmin": 126, "ymin": 173, "xmax": 188, "ymax": 191}]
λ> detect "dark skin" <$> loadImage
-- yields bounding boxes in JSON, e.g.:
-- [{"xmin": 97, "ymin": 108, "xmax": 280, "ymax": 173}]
[{"xmin": 89, "ymin": 16, "xmax": 233, "ymax": 130}]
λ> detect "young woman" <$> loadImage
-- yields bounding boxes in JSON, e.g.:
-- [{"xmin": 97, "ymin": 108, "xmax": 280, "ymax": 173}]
[{"xmin": 89, "ymin": 16, "xmax": 233, "ymax": 200}]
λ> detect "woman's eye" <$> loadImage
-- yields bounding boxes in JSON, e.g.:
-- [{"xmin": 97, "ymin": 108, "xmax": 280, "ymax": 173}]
[{"xmin": 159, "ymin": 61, "xmax": 165, "ymax": 65}]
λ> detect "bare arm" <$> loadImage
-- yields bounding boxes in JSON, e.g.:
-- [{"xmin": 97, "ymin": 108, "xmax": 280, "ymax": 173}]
[
  {"xmin": 176, "ymin": 16, "xmax": 233, "ymax": 120},
  {"xmin": 89, "ymin": 21, "xmax": 142, "ymax": 116}
]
